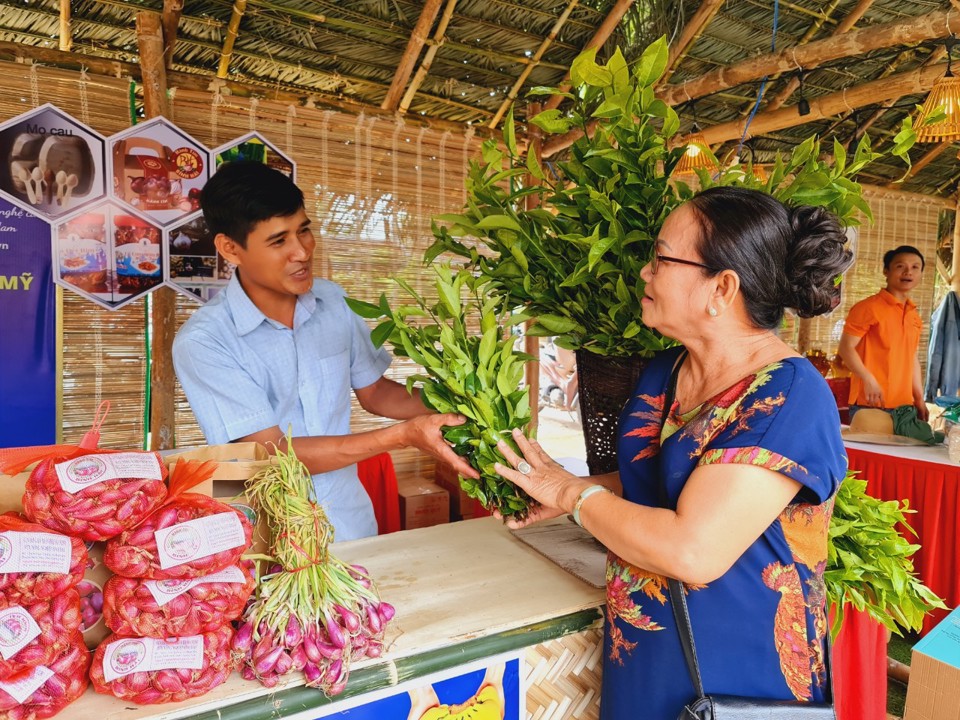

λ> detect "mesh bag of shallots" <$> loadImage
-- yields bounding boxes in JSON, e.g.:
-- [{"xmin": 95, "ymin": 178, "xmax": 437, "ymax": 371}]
[
  {"xmin": 102, "ymin": 559, "xmax": 256, "ymax": 637},
  {"xmin": 0, "ymin": 633, "xmax": 89, "ymax": 720},
  {"xmin": 0, "ymin": 590, "xmax": 81, "ymax": 682},
  {"xmin": 89, "ymin": 625, "xmax": 235, "ymax": 704},
  {"xmin": 0, "ymin": 514, "xmax": 88, "ymax": 605}
]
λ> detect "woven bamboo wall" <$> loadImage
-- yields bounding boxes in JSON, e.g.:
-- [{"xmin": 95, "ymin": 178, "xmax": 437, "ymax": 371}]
[
  {"xmin": 525, "ymin": 626, "xmax": 603, "ymax": 720},
  {"xmin": 0, "ymin": 61, "xmax": 479, "ymax": 449}
]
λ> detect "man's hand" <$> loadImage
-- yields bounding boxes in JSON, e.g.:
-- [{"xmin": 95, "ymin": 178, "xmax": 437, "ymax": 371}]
[
  {"xmin": 914, "ymin": 399, "xmax": 930, "ymax": 422},
  {"xmin": 862, "ymin": 374, "xmax": 884, "ymax": 408},
  {"xmin": 402, "ymin": 414, "xmax": 479, "ymax": 479}
]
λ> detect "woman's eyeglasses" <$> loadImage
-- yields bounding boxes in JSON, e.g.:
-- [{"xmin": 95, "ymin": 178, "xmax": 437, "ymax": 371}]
[{"xmin": 651, "ymin": 253, "xmax": 713, "ymax": 275}]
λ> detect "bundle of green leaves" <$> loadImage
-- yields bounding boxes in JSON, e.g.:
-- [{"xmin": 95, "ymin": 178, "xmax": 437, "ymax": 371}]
[
  {"xmin": 825, "ymin": 472, "xmax": 945, "ymax": 638},
  {"xmin": 347, "ymin": 266, "xmax": 536, "ymax": 520},
  {"xmin": 427, "ymin": 38, "xmax": 916, "ymax": 358}
]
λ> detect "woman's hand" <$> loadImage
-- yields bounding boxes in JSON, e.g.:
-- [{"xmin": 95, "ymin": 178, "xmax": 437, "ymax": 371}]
[{"xmin": 493, "ymin": 428, "xmax": 590, "ymax": 528}]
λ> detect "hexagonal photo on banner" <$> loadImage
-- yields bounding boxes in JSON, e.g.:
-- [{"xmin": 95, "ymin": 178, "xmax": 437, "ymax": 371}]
[
  {"xmin": 213, "ymin": 132, "xmax": 295, "ymax": 181},
  {"xmin": 53, "ymin": 201, "xmax": 163, "ymax": 310},
  {"xmin": 165, "ymin": 211, "xmax": 233, "ymax": 303},
  {"xmin": 0, "ymin": 103, "xmax": 107, "ymax": 220},
  {"xmin": 108, "ymin": 117, "xmax": 209, "ymax": 227}
]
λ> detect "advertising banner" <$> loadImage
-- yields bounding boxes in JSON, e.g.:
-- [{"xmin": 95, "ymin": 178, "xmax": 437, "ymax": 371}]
[{"xmin": 0, "ymin": 197, "xmax": 56, "ymax": 446}]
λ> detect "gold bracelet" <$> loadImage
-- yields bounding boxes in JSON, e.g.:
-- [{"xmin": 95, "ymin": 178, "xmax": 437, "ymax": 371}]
[{"xmin": 572, "ymin": 484, "xmax": 611, "ymax": 527}]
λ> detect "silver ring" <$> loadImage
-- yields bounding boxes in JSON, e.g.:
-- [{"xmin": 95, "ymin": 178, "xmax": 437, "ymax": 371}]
[{"xmin": 517, "ymin": 460, "xmax": 532, "ymax": 475}]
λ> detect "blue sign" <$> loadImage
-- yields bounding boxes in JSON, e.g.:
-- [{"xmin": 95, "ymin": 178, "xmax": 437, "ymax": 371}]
[{"xmin": 0, "ymin": 197, "xmax": 56, "ymax": 447}]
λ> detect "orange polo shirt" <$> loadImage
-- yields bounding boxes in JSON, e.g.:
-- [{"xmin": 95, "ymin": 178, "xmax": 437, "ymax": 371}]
[{"xmin": 843, "ymin": 288, "xmax": 922, "ymax": 408}]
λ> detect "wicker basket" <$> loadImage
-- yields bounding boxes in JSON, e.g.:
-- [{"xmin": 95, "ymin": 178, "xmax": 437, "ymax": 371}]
[{"xmin": 575, "ymin": 350, "xmax": 649, "ymax": 475}]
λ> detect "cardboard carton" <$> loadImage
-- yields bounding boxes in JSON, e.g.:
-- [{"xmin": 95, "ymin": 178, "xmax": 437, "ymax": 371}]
[
  {"xmin": 434, "ymin": 460, "xmax": 491, "ymax": 520},
  {"xmin": 904, "ymin": 606, "xmax": 960, "ymax": 720},
  {"xmin": 398, "ymin": 479, "xmax": 449, "ymax": 530}
]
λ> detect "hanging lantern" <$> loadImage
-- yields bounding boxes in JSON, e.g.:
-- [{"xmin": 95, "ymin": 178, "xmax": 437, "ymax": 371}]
[
  {"xmin": 751, "ymin": 164, "xmax": 769, "ymax": 183},
  {"xmin": 917, "ymin": 39, "xmax": 960, "ymax": 142},
  {"xmin": 674, "ymin": 131, "xmax": 719, "ymax": 174}
]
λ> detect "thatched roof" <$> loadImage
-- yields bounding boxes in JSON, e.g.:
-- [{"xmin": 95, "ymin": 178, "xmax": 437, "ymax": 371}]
[{"xmin": 2, "ymin": 0, "xmax": 959, "ymax": 196}]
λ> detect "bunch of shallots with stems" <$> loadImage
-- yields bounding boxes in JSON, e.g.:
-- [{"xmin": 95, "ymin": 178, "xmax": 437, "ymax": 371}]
[{"xmin": 235, "ymin": 434, "xmax": 394, "ymax": 695}]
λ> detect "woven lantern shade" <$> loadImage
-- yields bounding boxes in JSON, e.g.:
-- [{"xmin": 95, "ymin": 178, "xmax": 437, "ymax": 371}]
[
  {"xmin": 674, "ymin": 131, "xmax": 719, "ymax": 174},
  {"xmin": 752, "ymin": 164, "xmax": 768, "ymax": 183},
  {"xmin": 916, "ymin": 73, "xmax": 960, "ymax": 142}
]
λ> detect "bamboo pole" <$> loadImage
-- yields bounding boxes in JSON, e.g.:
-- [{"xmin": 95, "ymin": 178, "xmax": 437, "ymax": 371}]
[
  {"xmin": 797, "ymin": 319, "xmax": 812, "ymax": 355},
  {"xmin": 758, "ymin": 0, "xmax": 855, "ymax": 113},
  {"xmin": 697, "ymin": 61, "xmax": 950, "ymax": 145},
  {"xmin": 886, "ymin": 143, "xmax": 952, "ymax": 188},
  {"xmin": 525, "ymin": 102, "xmax": 543, "ymax": 430},
  {"xmin": 399, "ymin": 0, "xmax": 458, "ymax": 114},
  {"xmin": 542, "ymin": 0, "xmax": 634, "ymax": 112},
  {"xmin": 381, "ymin": 0, "xmax": 444, "ymax": 111},
  {"xmin": 58, "ymin": 0, "xmax": 71, "ymax": 52},
  {"xmin": 659, "ymin": 9, "xmax": 960, "ymax": 107},
  {"xmin": 659, "ymin": 0, "xmax": 726, "ymax": 87},
  {"xmin": 216, "ymin": 0, "xmax": 247, "ymax": 79},
  {"xmin": 162, "ymin": 0, "xmax": 183, "ymax": 69},
  {"xmin": 136, "ymin": 11, "xmax": 176, "ymax": 450},
  {"xmin": 489, "ymin": 0, "xmax": 580, "ymax": 129}
]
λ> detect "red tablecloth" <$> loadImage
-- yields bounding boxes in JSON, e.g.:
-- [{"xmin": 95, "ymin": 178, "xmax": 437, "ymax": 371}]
[
  {"xmin": 846, "ymin": 442, "xmax": 959, "ymax": 634},
  {"xmin": 833, "ymin": 606, "xmax": 887, "ymax": 720},
  {"xmin": 357, "ymin": 453, "xmax": 401, "ymax": 535}
]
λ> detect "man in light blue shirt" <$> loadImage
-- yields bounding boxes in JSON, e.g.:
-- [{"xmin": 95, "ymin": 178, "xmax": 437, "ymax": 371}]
[{"xmin": 173, "ymin": 162, "xmax": 476, "ymax": 541}]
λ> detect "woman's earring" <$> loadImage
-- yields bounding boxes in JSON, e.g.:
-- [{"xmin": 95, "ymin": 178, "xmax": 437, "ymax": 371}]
[{"xmin": 708, "ymin": 307, "xmax": 718, "ymax": 317}]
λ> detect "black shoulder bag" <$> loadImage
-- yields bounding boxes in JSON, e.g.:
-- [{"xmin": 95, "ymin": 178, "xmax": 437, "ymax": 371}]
[{"xmin": 657, "ymin": 357, "xmax": 836, "ymax": 720}]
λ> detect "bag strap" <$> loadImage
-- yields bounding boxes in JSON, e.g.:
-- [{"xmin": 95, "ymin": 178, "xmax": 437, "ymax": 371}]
[
  {"xmin": 655, "ymin": 352, "xmax": 834, "ymax": 703},
  {"xmin": 655, "ymin": 353, "xmax": 706, "ymax": 698}
]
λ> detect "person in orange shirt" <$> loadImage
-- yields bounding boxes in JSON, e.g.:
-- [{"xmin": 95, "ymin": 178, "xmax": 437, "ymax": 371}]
[{"xmin": 838, "ymin": 245, "xmax": 928, "ymax": 421}]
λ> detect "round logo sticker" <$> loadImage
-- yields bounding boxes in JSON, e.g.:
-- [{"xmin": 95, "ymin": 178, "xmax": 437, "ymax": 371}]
[
  {"xmin": 163, "ymin": 525, "xmax": 202, "ymax": 562},
  {"xmin": 0, "ymin": 610, "xmax": 31, "ymax": 648},
  {"xmin": 66, "ymin": 456, "xmax": 107, "ymax": 485},
  {"xmin": 229, "ymin": 503, "xmax": 257, "ymax": 526},
  {"xmin": 0, "ymin": 535, "xmax": 11, "ymax": 570},
  {"xmin": 156, "ymin": 578, "xmax": 192, "ymax": 596},
  {"xmin": 172, "ymin": 148, "xmax": 203, "ymax": 179},
  {"xmin": 110, "ymin": 639, "xmax": 147, "ymax": 676}
]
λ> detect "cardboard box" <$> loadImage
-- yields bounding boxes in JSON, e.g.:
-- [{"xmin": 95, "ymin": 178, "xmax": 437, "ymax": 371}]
[
  {"xmin": 904, "ymin": 606, "xmax": 960, "ymax": 720},
  {"xmin": 434, "ymin": 460, "xmax": 491, "ymax": 521},
  {"xmin": 398, "ymin": 479, "xmax": 449, "ymax": 530}
]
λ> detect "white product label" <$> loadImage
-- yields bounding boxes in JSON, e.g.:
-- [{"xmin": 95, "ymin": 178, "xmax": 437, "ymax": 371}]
[
  {"xmin": 54, "ymin": 452, "xmax": 163, "ymax": 494},
  {"xmin": 0, "ymin": 665, "xmax": 54, "ymax": 703},
  {"xmin": 145, "ymin": 564, "xmax": 247, "ymax": 606},
  {"xmin": 0, "ymin": 606, "xmax": 42, "ymax": 660},
  {"xmin": 101, "ymin": 635, "xmax": 204, "ymax": 682},
  {"xmin": 0, "ymin": 531, "xmax": 71, "ymax": 575},
  {"xmin": 154, "ymin": 512, "xmax": 245, "ymax": 570}
]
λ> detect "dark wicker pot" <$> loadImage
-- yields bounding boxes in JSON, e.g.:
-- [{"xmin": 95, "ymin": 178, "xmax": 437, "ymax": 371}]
[{"xmin": 575, "ymin": 350, "xmax": 650, "ymax": 475}]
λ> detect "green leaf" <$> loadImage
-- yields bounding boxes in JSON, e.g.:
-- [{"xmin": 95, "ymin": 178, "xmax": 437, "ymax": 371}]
[
  {"xmin": 536, "ymin": 314, "xmax": 580, "ymax": 333},
  {"xmin": 476, "ymin": 214, "xmax": 523, "ymax": 232},
  {"xmin": 570, "ymin": 47, "xmax": 613, "ymax": 88},
  {"xmin": 344, "ymin": 296, "xmax": 385, "ymax": 319},
  {"xmin": 370, "ymin": 320, "xmax": 396, "ymax": 349},
  {"xmin": 503, "ymin": 106, "xmax": 518, "ymax": 158},
  {"xmin": 529, "ymin": 109, "xmax": 575, "ymax": 135},
  {"xmin": 634, "ymin": 35, "xmax": 669, "ymax": 88}
]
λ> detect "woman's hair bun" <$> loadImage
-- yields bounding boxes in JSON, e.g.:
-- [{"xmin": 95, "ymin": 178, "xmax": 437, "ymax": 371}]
[{"xmin": 785, "ymin": 204, "xmax": 854, "ymax": 318}]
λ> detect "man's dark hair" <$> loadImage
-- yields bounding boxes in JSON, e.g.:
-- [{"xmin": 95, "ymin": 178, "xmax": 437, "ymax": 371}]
[
  {"xmin": 883, "ymin": 245, "xmax": 925, "ymax": 270},
  {"xmin": 200, "ymin": 161, "xmax": 304, "ymax": 247}
]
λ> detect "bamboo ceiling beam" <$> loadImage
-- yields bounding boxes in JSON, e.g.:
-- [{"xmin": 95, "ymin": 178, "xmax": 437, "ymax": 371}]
[
  {"xmin": 542, "ymin": 0, "xmax": 635, "ymax": 112},
  {"xmin": 543, "ymin": 0, "xmax": 634, "ymax": 110},
  {"xmin": 659, "ymin": 0, "xmax": 726, "ymax": 87},
  {"xmin": 381, "ymin": 0, "xmax": 443, "ymax": 111},
  {"xmin": 245, "ymin": 0, "xmax": 568, "ymax": 71},
  {"xmin": 162, "ymin": 0, "xmax": 183, "ymax": 69},
  {"xmin": 489, "ymin": 0, "xmax": 580, "ymax": 129},
  {"xmin": 0, "ymin": 40, "xmax": 495, "ymax": 137},
  {"xmin": 399, "ymin": 0, "xmax": 459, "ymax": 115},
  {"xmin": 885, "ymin": 142, "xmax": 951, "ymax": 188},
  {"xmin": 216, "ymin": 0, "xmax": 247, "ymax": 79},
  {"xmin": 697, "ymin": 61, "xmax": 950, "ymax": 145},
  {"xmin": 659, "ymin": 8, "xmax": 960, "ymax": 107},
  {"xmin": 758, "ymin": 0, "xmax": 856, "ymax": 114},
  {"xmin": 58, "ymin": 0, "xmax": 70, "ymax": 52}
]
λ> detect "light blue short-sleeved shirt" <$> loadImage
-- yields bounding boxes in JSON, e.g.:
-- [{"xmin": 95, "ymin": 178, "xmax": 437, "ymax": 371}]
[{"xmin": 173, "ymin": 273, "xmax": 392, "ymax": 541}]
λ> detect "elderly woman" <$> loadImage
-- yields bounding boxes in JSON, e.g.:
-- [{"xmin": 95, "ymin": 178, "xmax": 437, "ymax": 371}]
[{"xmin": 495, "ymin": 186, "xmax": 851, "ymax": 718}]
